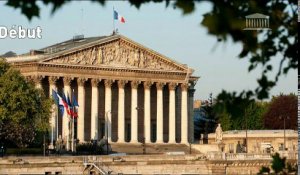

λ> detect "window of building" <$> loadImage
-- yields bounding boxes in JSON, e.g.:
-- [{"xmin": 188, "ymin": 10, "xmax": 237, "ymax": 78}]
[{"xmin": 229, "ymin": 143, "xmax": 234, "ymax": 153}]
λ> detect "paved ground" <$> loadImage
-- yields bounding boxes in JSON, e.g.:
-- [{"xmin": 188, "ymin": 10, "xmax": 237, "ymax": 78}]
[{"xmin": 109, "ymin": 143, "xmax": 201, "ymax": 155}]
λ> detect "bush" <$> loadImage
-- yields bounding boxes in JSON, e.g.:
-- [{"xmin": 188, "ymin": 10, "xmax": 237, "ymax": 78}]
[
  {"xmin": 76, "ymin": 142, "xmax": 102, "ymax": 155},
  {"xmin": 258, "ymin": 166, "xmax": 270, "ymax": 175},
  {"xmin": 258, "ymin": 152, "xmax": 298, "ymax": 174},
  {"xmin": 6, "ymin": 148, "xmax": 42, "ymax": 155}
]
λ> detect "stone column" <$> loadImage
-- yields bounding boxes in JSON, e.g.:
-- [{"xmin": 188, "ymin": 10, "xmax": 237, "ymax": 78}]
[
  {"xmin": 168, "ymin": 83, "xmax": 176, "ymax": 143},
  {"xmin": 143, "ymin": 81, "xmax": 152, "ymax": 143},
  {"xmin": 117, "ymin": 80, "xmax": 126, "ymax": 143},
  {"xmin": 77, "ymin": 78, "xmax": 86, "ymax": 142},
  {"xmin": 33, "ymin": 75, "xmax": 43, "ymax": 89},
  {"xmin": 63, "ymin": 77, "xmax": 72, "ymax": 150},
  {"xmin": 156, "ymin": 82, "xmax": 164, "ymax": 143},
  {"xmin": 49, "ymin": 76, "xmax": 58, "ymax": 149},
  {"xmin": 130, "ymin": 81, "xmax": 139, "ymax": 143},
  {"xmin": 181, "ymin": 83, "xmax": 188, "ymax": 144},
  {"xmin": 104, "ymin": 79, "xmax": 113, "ymax": 142},
  {"xmin": 188, "ymin": 84, "xmax": 195, "ymax": 143},
  {"xmin": 91, "ymin": 79, "xmax": 100, "ymax": 140}
]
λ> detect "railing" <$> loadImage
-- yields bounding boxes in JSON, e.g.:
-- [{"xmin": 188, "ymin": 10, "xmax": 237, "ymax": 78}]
[
  {"xmin": 225, "ymin": 153, "xmax": 272, "ymax": 160},
  {"xmin": 278, "ymin": 151, "xmax": 298, "ymax": 159},
  {"xmin": 83, "ymin": 156, "xmax": 113, "ymax": 175},
  {"xmin": 207, "ymin": 152, "xmax": 298, "ymax": 161}
]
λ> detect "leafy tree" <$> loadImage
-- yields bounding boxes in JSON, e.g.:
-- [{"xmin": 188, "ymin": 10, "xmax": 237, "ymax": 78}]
[
  {"xmin": 0, "ymin": 59, "xmax": 52, "ymax": 148},
  {"xmin": 263, "ymin": 94, "xmax": 297, "ymax": 130},
  {"xmin": 4, "ymin": 0, "xmax": 298, "ymax": 100},
  {"xmin": 244, "ymin": 102, "xmax": 268, "ymax": 130},
  {"xmin": 258, "ymin": 166, "xmax": 270, "ymax": 175},
  {"xmin": 258, "ymin": 152, "xmax": 297, "ymax": 175},
  {"xmin": 194, "ymin": 104, "xmax": 216, "ymax": 140},
  {"xmin": 216, "ymin": 109, "xmax": 232, "ymax": 131},
  {"xmin": 212, "ymin": 90, "xmax": 254, "ymax": 130},
  {"xmin": 213, "ymin": 91, "xmax": 269, "ymax": 130},
  {"xmin": 271, "ymin": 153, "xmax": 286, "ymax": 174}
]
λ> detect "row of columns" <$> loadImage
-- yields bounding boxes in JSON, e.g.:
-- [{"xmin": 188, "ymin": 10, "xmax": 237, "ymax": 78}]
[
  {"xmin": 245, "ymin": 18, "xmax": 269, "ymax": 28},
  {"xmin": 34, "ymin": 76, "xmax": 190, "ymax": 144}
]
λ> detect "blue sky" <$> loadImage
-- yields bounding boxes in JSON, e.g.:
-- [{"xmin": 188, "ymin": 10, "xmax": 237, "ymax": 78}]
[{"xmin": 0, "ymin": 1, "xmax": 297, "ymax": 101}]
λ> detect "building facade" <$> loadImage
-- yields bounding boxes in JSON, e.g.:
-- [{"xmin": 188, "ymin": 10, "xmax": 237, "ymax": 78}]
[
  {"xmin": 207, "ymin": 130, "xmax": 298, "ymax": 154},
  {"xmin": 6, "ymin": 34, "xmax": 198, "ymax": 149}
]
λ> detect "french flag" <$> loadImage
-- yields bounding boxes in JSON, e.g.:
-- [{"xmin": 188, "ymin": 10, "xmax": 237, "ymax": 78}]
[
  {"xmin": 58, "ymin": 92, "xmax": 70, "ymax": 115},
  {"xmin": 114, "ymin": 10, "xmax": 125, "ymax": 23}
]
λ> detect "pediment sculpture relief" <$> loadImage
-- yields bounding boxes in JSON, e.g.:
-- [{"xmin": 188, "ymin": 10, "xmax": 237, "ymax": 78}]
[{"xmin": 46, "ymin": 41, "xmax": 182, "ymax": 71}]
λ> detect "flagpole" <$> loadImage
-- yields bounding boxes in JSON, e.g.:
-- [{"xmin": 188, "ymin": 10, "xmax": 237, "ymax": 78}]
[
  {"xmin": 71, "ymin": 89, "xmax": 75, "ymax": 153},
  {"xmin": 55, "ymin": 87, "xmax": 58, "ymax": 143},
  {"xmin": 67, "ymin": 116, "xmax": 69, "ymax": 151},
  {"xmin": 72, "ymin": 111, "xmax": 74, "ymax": 152},
  {"xmin": 56, "ymin": 107, "xmax": 58, "ymax": 142},
  {"xmin": 62, "ymin": 88, "xmax": 68, "ymax": 151},
  {"xmin": 49, "ymin": 90, "xmax": 55, "ymax": 150},
  {"xmin": 113, "ymin": 6, "xmax": 115, "ymax": 33}
]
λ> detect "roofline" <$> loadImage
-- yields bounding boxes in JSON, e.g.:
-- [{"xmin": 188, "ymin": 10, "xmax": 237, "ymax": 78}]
[
  {"xmin": 118, "ymin": 34, "xmax": 190, "ymax": 71},
  {"xmin": 41, "ymin": 34, "xmax": 120, "ymax": 62},
  {"xmin": 245, "ymin": 13, "xmax": 269, "ymax": 18},
  {"xmin": 7, "ymin": 34, "xmax": 197, "ymax": 75}
]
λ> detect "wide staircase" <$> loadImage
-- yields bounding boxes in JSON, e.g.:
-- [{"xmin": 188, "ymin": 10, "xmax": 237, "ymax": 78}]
[{"xmin": 110, "ymin": 143, "xmax": 200, "ymax": 155}]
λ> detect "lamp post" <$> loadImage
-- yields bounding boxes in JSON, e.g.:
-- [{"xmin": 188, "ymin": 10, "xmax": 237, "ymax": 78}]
[
  {"xmin": 136, "ymin": 107, "xmax": 146, "ymax": 154},
  {"xmin": 105, "ymin": 110, "xmax": 111, "ymax": 155},
  {"xmin": 279, "ymin": 115, "xmax": 290, "ymax": 151},
  {"xmin": 245, "ymin": 110, "xmax": 248, "ymax": 153}
]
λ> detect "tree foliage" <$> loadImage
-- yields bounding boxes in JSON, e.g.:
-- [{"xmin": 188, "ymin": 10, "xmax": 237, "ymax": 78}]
[
  {"xmin": 258, "ymin": 152, "xmax": 298, "ymax": 174},
  {"xmin": 271, "ymin": 153, "xmax": 286, "ymax": 174},
  {"xmin": 213, "ymin": 91, "xmax": 269, "ymax": 130},
  {"xmin": 263, "ymin": 94, "xmax": 297, "ymax": 130},
  {"xmin": 216, "ymin": 109, "xmax": 232, "ymax": 131},
  {"xmin": 213, "ymin": 90, "xmax": 253, "ymax": 130},
  {"xmin": 0, "ymin": 59, "xmax": 52, "ymax": 148},
  {"xmin": 244, "ymin": 102, "xmax": 268, "ymax": 130},
  {"xmin": 4, "ymin": 0, "xmax": 298, "ymax": 100}
]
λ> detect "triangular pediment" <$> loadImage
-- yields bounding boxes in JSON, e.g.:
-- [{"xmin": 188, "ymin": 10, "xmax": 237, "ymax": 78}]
[{"xmin": 42, "ymin": 35, "xmax": 188, "ymax": 72}]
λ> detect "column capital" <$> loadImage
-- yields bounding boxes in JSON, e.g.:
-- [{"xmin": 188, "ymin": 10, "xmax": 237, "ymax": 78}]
[
  {"xmin": 188, "ymin": 88, "xmax": 196, "ymax": 96},
  {"xmin": 49, "ymin": 76, "xmax": 59, "ymax": 85},
  {"xmin": 130, "ymin": 80, "xmax": 140, "ymax": 89},
  {"xmin": 117, "ymin": 80, "xmax": 126, "ymax": 88},
  {"xmin": 156, "ymin": 82, "xmax": 165, "ymax": 90},
  {"xmin": 25, "ymin": 76, "xmax": 33, "ymax": 82},
  {"xmin": 104, "ymin": 79, "xmax": 113, "ymax": 87},
  {"xmin": 91, "ymin": 78, "xmax": 100, "ymax": 87},
  {"xmin": 143, "ymin": 81, "xmax": 152, "ymax": 89},
  {"xmin": 63, "ymin": 77, "xmax": 73, "ymax": 85},
  {"xmin": 168, "ymin": 82, "xmax": 177, "ymax": 90},
  {"xmin": 180, "ymin": 83, "xmax": 188, "ymax": 91},
  {"xmin": 32, "ymin": 75, "xmax": 43, "ymax": 83},
  {"xmin": 77, "ymin": 78, "xmax": 87, "ymax": 86}
]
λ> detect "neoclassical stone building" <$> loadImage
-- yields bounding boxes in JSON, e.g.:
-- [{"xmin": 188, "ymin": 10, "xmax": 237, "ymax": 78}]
[{"xmin": 6, "ymin": 34, "xmax": 198, "ymax": 149}]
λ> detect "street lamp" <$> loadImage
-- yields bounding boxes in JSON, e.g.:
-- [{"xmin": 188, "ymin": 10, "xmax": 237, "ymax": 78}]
[
  {"xmin": 136, "ymin": 107, "xmax": 146, "ymax": 154},
  {"xmin": 279, "ymin": 115, "xmax": 290, "ymax": 151},
  {"xmin": 105, "ymin": 110, "xmax": 111, "ymax": 155}
]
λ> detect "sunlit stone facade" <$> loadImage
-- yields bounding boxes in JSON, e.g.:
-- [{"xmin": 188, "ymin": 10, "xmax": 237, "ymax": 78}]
[{"xmin": 6, "ymin": 34, "xmax": 198, "ymax": 149}]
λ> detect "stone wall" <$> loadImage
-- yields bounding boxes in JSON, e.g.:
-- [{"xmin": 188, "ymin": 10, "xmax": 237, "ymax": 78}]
[{"xmin": 0, "ymin": 155, "xmax": 297, "ymax": 174}]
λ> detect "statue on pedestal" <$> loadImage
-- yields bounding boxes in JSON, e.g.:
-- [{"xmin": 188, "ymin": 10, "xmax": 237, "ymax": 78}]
[{"xmin": 215, "ymin": 123, "xmax": 223, "ymax": 144}]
